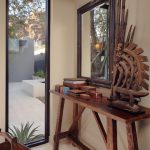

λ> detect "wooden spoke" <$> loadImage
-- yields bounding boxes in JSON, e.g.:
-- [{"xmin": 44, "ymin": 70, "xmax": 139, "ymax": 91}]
[
  {"xmin": 138, "ymin": 56, "xmax": 148, "ymax": 62},
  {"xmin": 141, "ymin": 63, "xmax": 149, "ymax": 71},
  {"xmin": 133, "ymin": 48, "xmax": 144, "ymax": 55},
  {"xmin": 141, "ymin": 71, "xmax": 149, "ymax": 80}
]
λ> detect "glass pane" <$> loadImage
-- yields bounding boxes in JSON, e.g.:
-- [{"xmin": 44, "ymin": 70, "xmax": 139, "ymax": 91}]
[
  {"xmin": 82, "ymin": 3, "xmax": 109, "ymax": 80},
  {"xmin": 91, "ymin": 5, "xmax": 109, "ymax": 79},
  {"xmin": 8, "ymin": 0, "xmax": 46, "ymax": 145}
]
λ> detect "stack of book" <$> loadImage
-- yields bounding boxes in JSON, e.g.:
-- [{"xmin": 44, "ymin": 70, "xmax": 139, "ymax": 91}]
[
  {"xmin": 68, "ymin": 89, "xmax": 85, "ymax": 97},
  {"xmin": 80, "ymin": 85, "xmax": 96, "ymax": 92},
  {"xmin": 63, "ymin": 78, "xmax": 87, "ymax": 88}
]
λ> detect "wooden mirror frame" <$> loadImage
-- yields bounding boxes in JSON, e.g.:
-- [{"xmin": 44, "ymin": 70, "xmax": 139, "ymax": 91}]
[{"xmin": 77, "ymin": 0, "xmax": 115, "ymax": 88}]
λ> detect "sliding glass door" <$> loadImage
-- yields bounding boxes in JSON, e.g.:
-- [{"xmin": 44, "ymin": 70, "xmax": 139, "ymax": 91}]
[{"xmin": 6, "ymin": 0, "xmax": 50, "ymax": 147}]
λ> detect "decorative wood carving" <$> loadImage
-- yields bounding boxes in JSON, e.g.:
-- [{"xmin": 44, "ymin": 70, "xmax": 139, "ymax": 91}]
[{"xmin": 111, "ymin": 0, "xmax": 149, "ymax": 113}]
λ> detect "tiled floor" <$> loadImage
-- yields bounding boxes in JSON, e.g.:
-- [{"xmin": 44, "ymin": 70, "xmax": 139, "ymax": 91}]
[{"xmin": 32, "ymin": 143, "xmax": 79, "ymax": 150}]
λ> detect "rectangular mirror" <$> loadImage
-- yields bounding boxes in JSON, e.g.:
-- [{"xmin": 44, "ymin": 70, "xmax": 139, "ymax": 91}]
[{"xmin": 77, "ymin": 0, "xmax": 115, "ymax": 87}]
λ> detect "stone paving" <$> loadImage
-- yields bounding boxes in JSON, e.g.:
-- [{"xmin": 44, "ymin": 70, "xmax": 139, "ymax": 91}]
[{"xmin": 9, "ymin": 82, "xmax": 45, "ymax": 135}]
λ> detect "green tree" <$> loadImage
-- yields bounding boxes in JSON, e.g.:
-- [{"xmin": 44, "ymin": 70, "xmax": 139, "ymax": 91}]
[{"xmin": 9, "ymin": 0, "xmax": 46, "ymax": 40}]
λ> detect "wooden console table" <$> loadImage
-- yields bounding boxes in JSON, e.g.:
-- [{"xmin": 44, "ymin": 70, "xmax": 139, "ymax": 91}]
[{"xmin": 50, "ymin": 90, "xmax": 150, "ymax": 150}]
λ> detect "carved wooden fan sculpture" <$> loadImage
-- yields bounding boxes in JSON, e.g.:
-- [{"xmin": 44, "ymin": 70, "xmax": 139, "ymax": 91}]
[{"xmin": 110, "ymin": 0, "xmax": 149, "ymax": 114}]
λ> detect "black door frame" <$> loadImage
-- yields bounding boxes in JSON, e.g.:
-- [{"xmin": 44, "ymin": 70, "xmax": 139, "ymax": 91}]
[{"xmin": 6, "ymin": 0, "xmax": 50, "ymax": 147}]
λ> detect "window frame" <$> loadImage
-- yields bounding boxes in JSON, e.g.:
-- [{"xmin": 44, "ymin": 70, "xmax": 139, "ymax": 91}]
[{"xmin": 5, "ymin": 0, "xmax": 50, "ymax": 147}]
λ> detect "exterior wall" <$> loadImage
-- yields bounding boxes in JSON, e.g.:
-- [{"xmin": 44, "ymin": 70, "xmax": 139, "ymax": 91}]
[{"xmin": 9, "ymin": 40, "xmax": 34, "ymax": 82}]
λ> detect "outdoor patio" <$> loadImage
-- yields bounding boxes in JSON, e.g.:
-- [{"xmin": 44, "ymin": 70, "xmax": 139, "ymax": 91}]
[{"xmin": 9, "ymin": 82, "xmax": 45, "ymax": 135}]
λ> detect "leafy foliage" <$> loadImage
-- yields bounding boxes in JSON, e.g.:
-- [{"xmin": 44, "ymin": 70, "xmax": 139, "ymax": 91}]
[
  {"xmin": 9, "ymin": 122, "xmax": 44, "ymax": 144},
  {"xmin": 9, "ymin": 0, "xmax": 46, "ymax": 40},
  {"xmin": 34, "ymin": 70, "xmax": 45, "ymax": 78}
]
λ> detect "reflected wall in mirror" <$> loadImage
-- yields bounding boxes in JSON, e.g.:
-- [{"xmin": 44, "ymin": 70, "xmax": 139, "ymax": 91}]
[{"xmin": 78, "ymin": 0, "xmax": 115, "ymax": 87}]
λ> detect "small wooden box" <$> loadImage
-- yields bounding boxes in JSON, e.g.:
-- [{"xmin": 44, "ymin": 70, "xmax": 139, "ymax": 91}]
[
  {"xmin": 89, "ymin": 91, "xmax": 102, "ymax": 101},
  {"xmin": 55, "ymin": 85, "xmax": 63, "ymax": 92}
]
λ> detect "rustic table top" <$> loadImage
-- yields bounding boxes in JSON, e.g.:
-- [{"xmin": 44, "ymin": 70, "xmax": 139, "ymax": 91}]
[{"xmin": 50, "ymin": 90, "xmax": 150, "ymax": 123}]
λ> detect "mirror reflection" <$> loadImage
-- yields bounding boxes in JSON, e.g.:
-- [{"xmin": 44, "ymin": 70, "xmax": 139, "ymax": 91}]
[{"xmin": 82, "ymin": 3, "xmax": 109, "ymax": 80}]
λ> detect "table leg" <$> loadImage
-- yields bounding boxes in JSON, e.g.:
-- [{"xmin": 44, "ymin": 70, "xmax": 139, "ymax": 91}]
[
  {"xmin": 53, "ymin": 98, "xmax": 65, "ymax": 150},
  {"xmin": 92, "ymin": 111, "xmax": 107, "ymax": 145},
  {"xmin": 107, "ymin": 118, "xmax": 117, "ymax": 150},
  {"xmin": 126, "ymin": 122, "xmax": 139, "ymax": 150},
  {"xmin": 73, "ymin": 104, "xmax": 79, "ymax": 138}
]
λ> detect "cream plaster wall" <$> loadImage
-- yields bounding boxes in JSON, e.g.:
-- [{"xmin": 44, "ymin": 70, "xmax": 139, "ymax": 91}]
[
  {"xmin": 50, "ymin": 0, "xmax": 76, "ymax": 142},
  {"xmin": 133, "ymin": 1, "xmax": 150, "ymax": 150},
  {"xmin": 75, "ymin": 0, "xmax": 91, "ymax": 9},
  {"xmin": 0, "ymin": 0, "xmax": 6, "ymax": 131},
  {"xmin": 76, "ymin": 0, "xmax": 150, "ymax": 150}
]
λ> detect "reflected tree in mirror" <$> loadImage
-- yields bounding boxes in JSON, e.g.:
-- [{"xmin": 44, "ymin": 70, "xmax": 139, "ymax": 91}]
[{"xmin": 90, "ymin": 4, "xmax": 109, "ymax": 79}]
